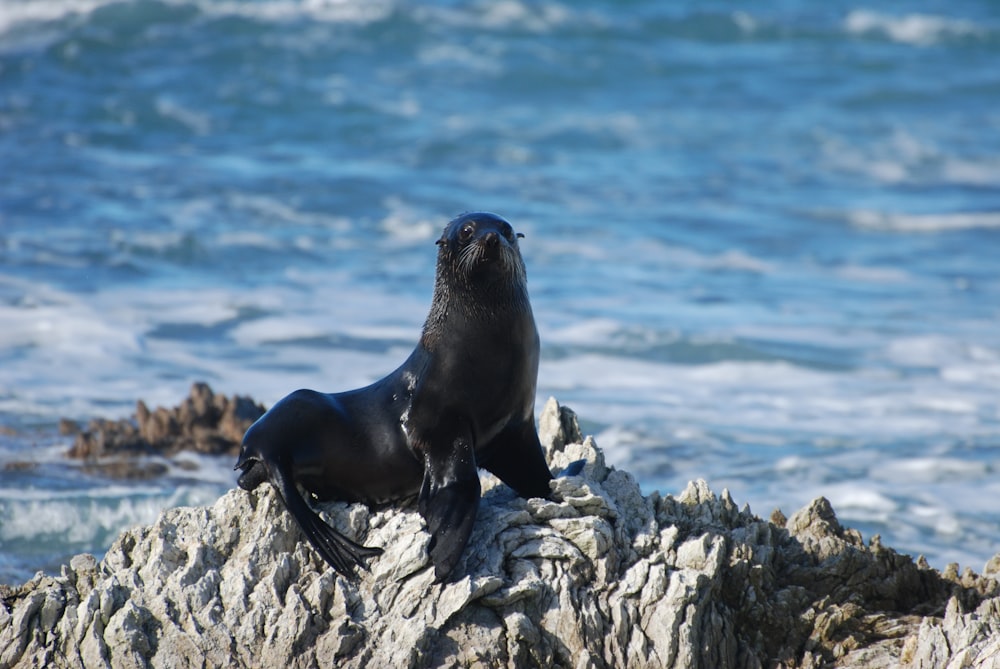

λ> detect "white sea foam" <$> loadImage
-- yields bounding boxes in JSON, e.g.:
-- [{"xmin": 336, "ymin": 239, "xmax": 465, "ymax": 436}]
[
  {"xmin": 885, "ymin": 336, "xmax": 970, "ymax": 368},
  {"xmin": 731, "ymin": 11, "xmax": 756, "ymax": 34},
  {"xmin": 875, "ymin": 457, "xmax": 990, "ymax": 484},
  {"xmin": 230, "ymin": 317, "xmax": 329, "ymax": 346},
  {"xmin": 702, "ymin": 250, "xmax": 775, "ymax": 274},
  {"xmin": 195, "ymin": 0, "xmax": 395, "ymax": 25},
  {"xmin": 540, "ymin": 333, "xmax": 1000, "ymax": 445},
  {"xmin": 378, "ymin": 198, "xmax": 439, "ymax": 244},
  {"xmin": 417, "ymin": 1, "xmax": 573, "ymax": 34},
  {"xmin": 109, "ymin": 229, "xmax": 192, "ymax": 254},
  {"xmin": 155, "ymin": 96, "xmax": 212, "ymax": 136},
  {"xmin": 543, "ymin": 318, "xmax": 625, "ymax": 346},
  {"xmin": 815, "ymin": 484, "xmax": 899, "ymax": 514},
  {"xmin": 531, "ymin": 234, "xmax": 776, "ymax": 278},
  {"xmin": 0, "ymin": 0, "xmax": 396, "ymax": 44},
  {"xmin": 0, "ymin": 485, "xmax": 222, "ymax": 544},
  {"xmin": 834, "ymin": 264, "xmax": 911, "ymax": 284},
  {"xmin": 848, "ymin": 210, "xmax": 1000, "ymax": 233},
  {"xmin": 213, "ymin": 231, "xmax": 286, "ymax": 250},
  {"xmin": 0, "ymin": 285, "xmax": 270, "ymax": 419},
  {"xmin": 844, "ymin": 10, "xmax": 984, "ymax": 46},
  {"xmin": 818, "ymin": 130, "xmax": 911, "ymax": 184},
  {"xmin": 941, "ymin": 363, "xmax": 1000, "ymax": 384},
  {"xmin": 418, "ymin": 43, "xmax": 505, "ymax": 75},
  {"xmin": 224, "ymin": 195, "xmax": 351, "ymax": 230},
  {"xmin": 941, "ymin": 158, "xmax": 1000, "ymax": 187},
  {"xmin": 0, "ymin": 294, "xmax": 142, "ymax": 356},
  {"xmin": 0, "ymin": 0, "xmax": 107, "ymax": 36},
  {"xmin": 814, "ymin": 128, "xmax": 1000, "ymax": 190},
  {"xmin": 0, "ymin": 279, "xmax": 373, "ymax": 419}
]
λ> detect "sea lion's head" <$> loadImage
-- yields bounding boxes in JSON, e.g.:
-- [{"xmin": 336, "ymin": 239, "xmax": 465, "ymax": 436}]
[{"xmin": 436, "ymin": 212, "xmax": 527, "ymax": 289}]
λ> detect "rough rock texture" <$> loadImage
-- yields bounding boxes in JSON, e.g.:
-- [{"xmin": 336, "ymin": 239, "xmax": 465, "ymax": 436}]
[
  {"xmin": 3, "ymin": 399, "xmax": 999, "ymax": 668},
  {"xmin": 64, "ymin": 383, "xmax": 265, "ymax": 477}
]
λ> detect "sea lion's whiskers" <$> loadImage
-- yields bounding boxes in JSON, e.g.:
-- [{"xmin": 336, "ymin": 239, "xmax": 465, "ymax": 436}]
[{"xmin": 458, "ymin": 241, "xmax": 482, "ymax": 275}]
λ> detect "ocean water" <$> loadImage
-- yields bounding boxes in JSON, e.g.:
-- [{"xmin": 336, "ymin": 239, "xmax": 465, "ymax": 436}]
[{"xmin": 2, "ymin": 0, "xmax": 999, "ymax": 585}]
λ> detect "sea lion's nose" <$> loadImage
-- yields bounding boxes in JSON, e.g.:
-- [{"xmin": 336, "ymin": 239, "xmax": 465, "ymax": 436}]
[{"xmin": 484, "ymin": 231, "xmax": 499, "ymax": 248}]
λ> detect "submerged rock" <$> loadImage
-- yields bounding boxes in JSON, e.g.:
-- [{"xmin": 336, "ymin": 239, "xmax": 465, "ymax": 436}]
[
  {"xmin": 64, "ymin": 382, "xmax": 266, "ymax": 470},
  {"xmin": 3, "ymin": 399, "xmax": 998, "ymax": 668}
]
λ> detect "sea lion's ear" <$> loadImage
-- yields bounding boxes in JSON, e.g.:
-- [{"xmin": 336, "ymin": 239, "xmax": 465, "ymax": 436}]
[
  {"xmin": 436, "ymin": 237, "xmax": 446, "ymax": 247},
  {"xmin": 516, "ymin": 232, "xmax": 524, "ymax": 239}
]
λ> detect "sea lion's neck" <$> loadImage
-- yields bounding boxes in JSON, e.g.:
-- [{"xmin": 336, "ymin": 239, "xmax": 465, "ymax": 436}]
[{"xmin": 420, "ymin": 273, "xmax": 531, "ymax": 348}]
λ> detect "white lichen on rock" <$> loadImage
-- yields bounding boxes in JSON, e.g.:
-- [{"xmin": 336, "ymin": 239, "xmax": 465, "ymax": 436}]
[{"xmin": 2, "ymin": 398, "xmax": 998, "ymax": 668}]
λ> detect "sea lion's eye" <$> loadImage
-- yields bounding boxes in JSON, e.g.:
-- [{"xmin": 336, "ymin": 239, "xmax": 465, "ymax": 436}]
[
  {"xmin": 460, "ymin": 224, "xmax": 475, "ymax": 242},
  {"xmin": 501, "ymin": 223, "xmax": 516, "ymax": 241}
]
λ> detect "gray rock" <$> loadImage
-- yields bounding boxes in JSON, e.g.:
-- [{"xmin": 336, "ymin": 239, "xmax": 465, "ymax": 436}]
[{"xmin": 2, "ymin": 398, "xmax": 998, "ymax": 668}]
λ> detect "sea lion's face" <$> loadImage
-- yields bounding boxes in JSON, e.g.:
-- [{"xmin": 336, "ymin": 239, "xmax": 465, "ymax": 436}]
[{"xmin": 438, "ymin": 212, "xmax": 527, "ymax": 286}]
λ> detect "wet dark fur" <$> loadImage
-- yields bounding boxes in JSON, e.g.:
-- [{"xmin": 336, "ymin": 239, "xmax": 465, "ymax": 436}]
[{"xmin": 234, "ymin": 212, "xmax": 557, "ymax": 581}]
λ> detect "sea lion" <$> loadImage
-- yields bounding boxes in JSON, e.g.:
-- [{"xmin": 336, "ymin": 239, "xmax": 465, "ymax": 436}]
[{"xmin": 235, "ymin": 212, "xmax": 571, "ymax": 581}]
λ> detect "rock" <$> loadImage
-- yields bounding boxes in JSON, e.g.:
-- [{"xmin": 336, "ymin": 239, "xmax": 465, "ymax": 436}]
[
  {"xmin": 65, "ymin": 382, "xmax": 266, "ymax": 472},
  {"xmin": 58, "ymin": 418, "xmax": 81, "ymax": 436},
  {"xmin": 3, "ymin": 398, "xmax": 999, "ymax": 668}
]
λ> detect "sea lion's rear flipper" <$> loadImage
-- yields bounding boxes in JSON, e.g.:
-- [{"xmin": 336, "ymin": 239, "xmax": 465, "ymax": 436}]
[
  {"xmin": 270, "ymin": 463, "xmax": 382, "ymax": 576},
  {"xmin": 418, "ymin": 432, "xmax": 481, "ymax": 582}
]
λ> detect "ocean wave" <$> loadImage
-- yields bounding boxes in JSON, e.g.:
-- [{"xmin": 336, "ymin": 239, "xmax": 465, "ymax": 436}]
[
  {"xmin": 378, "ymin": 197, "xmax": 439, "ymax": 244},
  {"xmin": 817, "ymin": 128, "xmax": 975, "ymax": 187},
  {"xmin": 154, "ymin": 96, "xmax": 212, "ymax": 135},
  {"xmin": 4, "ymin": 2, "xmax": 992, "ymax": 56},
  {"xmin": 818, "ymin": 124, "xmax": 1000, "ymax": 193},
  {"xmin": 0, "ymin": 289, "xmax": 143, "ymax": 355},
  {"xmin": 198, "ymin": 0, "xmax": 394, "ymax": 24},
  {"xmin": 414, "ymin": 1, "xmax": 577, "ymax": 34},
  {"xmin": 0, "ymin": 483, "xmax": 223, "ymax": 571},
  {"xmin": 0, "ymin": 0, "xmax": 395, "ymax": 35},
  {"xmin": 833, "ymin": 264, "xmax": 911, "ymax": 284},
  {"xmin": 0, "ymin": 0, "xmax": 772, "ymax": 50},
  {"xmin": 848, "ymin": 210, "xmax": 1000, "ymax": 233},
  {"xmin": 875, "ymin": 457, "xmax": 992, "ymax": 484},
  {"xmin": 221, "ymin": 195, "xmax": 352, "ymax": 231},
  {"xmin": 539, "ymin": 340, "xmax": 999, "ymax": 437},
  {"xmin": 0, "ymin": 0, "xmax": 107, "ymax": 36},
  {"xmin": 844, "ymin": 9, "xmax": 987, "ymax": 46},
  {"xmin": 884, "ymin": 336, "xmax": 986, "ymax": 369}
]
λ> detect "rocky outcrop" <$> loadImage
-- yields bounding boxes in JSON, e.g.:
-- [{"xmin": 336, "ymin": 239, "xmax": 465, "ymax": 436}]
[
  {"xmin": 2, "ymin": 399, "xmax": 998, "ymax": 668},
  {"xmin": 62, "ymin": 383, "xmax": 265, "ymax": 477}
]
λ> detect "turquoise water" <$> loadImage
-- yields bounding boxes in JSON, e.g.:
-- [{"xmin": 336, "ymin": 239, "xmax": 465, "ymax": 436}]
[{"xmin": 2, "ymin": 0, "xmax": 999, "ymax": 584}]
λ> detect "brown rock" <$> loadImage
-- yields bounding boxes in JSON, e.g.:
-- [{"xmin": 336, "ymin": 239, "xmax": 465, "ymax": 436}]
[{"xmin": 64, "ymin": 382, "xmax": 266, "ymax": 471}]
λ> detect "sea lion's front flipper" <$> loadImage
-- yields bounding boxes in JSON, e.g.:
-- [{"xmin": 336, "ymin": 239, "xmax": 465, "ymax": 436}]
[
  {"xmin": 270, "ymin": 463, "xmax": 382, "ymax": 576},
  {"xmin": 480, "ymin": 421, "xmax": 553, "ymax": 499},
  {"xmin": 418, "ymin": 432, "xmax": 481, "ymax": 582}
]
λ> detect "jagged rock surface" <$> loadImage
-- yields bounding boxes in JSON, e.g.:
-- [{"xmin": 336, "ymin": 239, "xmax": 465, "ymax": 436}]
[
  {"xmin": 2, "ymin": 399, "xmax": 999, "ymax": 668},
  {"xmin": 64, "ymin": 382, "xmax": 265, "ymax": 475}
]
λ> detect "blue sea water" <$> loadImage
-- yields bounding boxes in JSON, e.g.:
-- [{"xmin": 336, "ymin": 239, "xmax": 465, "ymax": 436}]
[{"xmin": 2, "ymin": 0, "xmax": 999, "ymax": 585}]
